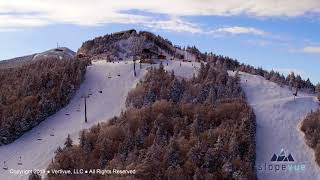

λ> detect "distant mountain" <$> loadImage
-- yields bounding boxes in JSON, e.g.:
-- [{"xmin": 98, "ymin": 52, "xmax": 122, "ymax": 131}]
[
  {"xmin": 0, "ymin": 47, "xmax": 75, "ymax": 69},
  {"xmin": 32, "ymin": 47, "xmax": 75, "ymax": 61}
]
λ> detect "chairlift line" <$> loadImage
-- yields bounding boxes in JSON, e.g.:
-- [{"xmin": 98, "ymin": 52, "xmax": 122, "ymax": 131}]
[
  {"xmin": 3, "ymin": 161, "xmax": 8, "ymax": 170},
  {"xmin": 50, "ymin": 128, "xmax": 55, "ymax": 136},
  {"xmin": 17, "ymin": 156, "xmax": 22, "ymax": 165},
  {"xmin": 84, "ymin": 95, "xmax": 88, "ymax": 123}
]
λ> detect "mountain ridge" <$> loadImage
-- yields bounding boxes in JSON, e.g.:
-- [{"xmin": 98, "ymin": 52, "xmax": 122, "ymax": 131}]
[{"xmin": 0, "ymin": 47, "xmax": 75, "ymax": 69}]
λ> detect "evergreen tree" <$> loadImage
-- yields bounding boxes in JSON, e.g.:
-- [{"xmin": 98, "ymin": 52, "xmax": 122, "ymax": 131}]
[
  {"xmin": 64, "ymin": 134, "xmax": 73, "ymax": 148},
  {"xmin": 79, "ymin": 130, "xmax": 86, "ymax": 148},
  {"xmin": 316, "ymin": 84, "xmax": 320, "ymax": 94},
  {"xmin": 159, "ymin": 62, "xmax": 165, "ymax": 74},
  {"xmin": 55, "ymin": 146, "xmax": 63, "ymax": 154},
  {"xmin": 169, "ymin": 78, "xmax": 184, "ymax": 103},
  {"xmin": 28, "ymin": 171, "xmax": 41, "ymax": 180},
  {"xmin": 198, "ymin": 62, "xmax": 206, "ymax": 80},
  {"xmin": 316, "ymin": 84, "xmax": 320, "ymax": 101},
  {"xmin": 288, "ymin": 72, "xmax": 296, "ymax": 89}
]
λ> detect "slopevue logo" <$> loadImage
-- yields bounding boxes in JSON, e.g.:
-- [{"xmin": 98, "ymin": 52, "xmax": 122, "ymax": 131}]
[
  {"xmin": 270, "ymin": 149, "xmax": 294, "ymax": 162},
  {"xmin": 256, "ymin": 148, "xmax": 305, "ymax": 173}
]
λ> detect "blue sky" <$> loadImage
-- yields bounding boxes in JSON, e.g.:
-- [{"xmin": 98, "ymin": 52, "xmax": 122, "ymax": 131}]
[{"xmin": 0, "ymin": 1, "xmax": 319, "ymax": 83}]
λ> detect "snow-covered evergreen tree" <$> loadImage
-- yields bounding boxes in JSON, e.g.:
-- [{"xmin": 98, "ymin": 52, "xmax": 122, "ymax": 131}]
[{"xmin": 64, "ymin": 134, "xmax": 73, "ymax": 148}]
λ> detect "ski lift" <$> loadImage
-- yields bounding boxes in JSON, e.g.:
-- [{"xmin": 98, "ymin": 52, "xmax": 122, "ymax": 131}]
[
  {"xmin": 50, "ymin": 129, "xmax": 55, "ymax": 136},
  {"xmin": 17, "ymin": 157, "xmax": 22, "ymax": 165},
  {"xmin": 3, "ymin": 161, "xmax": 8, "ymax": 170},
  {"xmin": 37, "ymin": 132, "xmax": 42, "ymax": 141}
]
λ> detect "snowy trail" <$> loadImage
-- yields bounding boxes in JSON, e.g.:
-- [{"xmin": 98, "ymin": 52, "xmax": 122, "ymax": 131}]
[
  {"xmin": 240, "ymin": 73, "xmax": 320, "ymax": 180},
  {"xmin": 0, "ymin": 60, "xmax": 199, "ymax": 180},
  {"xmin": 0, "ymin": 60, "xmax": 147, "ymax": 180}
]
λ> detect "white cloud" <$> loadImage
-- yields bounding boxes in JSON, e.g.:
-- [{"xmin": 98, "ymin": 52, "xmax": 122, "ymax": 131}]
[
  {"xmin": 302, "ymin": 46, "xmax": 320, "ymax": 54},
  {"xmin": 144, "ymin": 18, "xmax": 203, "ymax": 33},
  {"xmin": 0, "ymin": 0, "xmax": 319, "ymax": 31},
  {"xmin": 245, "ymin": 39, "xmax": 271, "ymax": 46},
  {"xmin": 0, "ymin": 14, "xmax": 49, "ymax": 29},
  {"xmin": 211, "ymin": 26, "xmax": 267, "ymax": 35}
]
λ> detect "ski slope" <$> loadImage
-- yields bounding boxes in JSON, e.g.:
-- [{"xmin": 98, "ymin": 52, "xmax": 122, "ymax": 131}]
[
  {"xmin": 0, "ymin": 60, "xmax": 199, "ymax": 180},
  {"xmin": 239, "ymin": 72, "xmax": 320, "ymax": 180}
]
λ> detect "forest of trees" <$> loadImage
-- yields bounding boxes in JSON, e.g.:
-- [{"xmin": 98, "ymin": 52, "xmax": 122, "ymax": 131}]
[
  {"xmin": 204, "ymin": 53, "xmax": 315, "ymax": 93},
  {"xmin": 0, "ymin": 56, "xmax": 90, "ymax": 145},
  {"xmin": 78, "ymin": 29, "xmax": 315, "ymax": 94},
  {"xmin": 316, "ymin": 84, "xmax": 320, "ymax": 101},
  {"xmin": 47, "ymin": 63, "xmax": 256, "ymax": 179},
  {"xmin": 301, "ymin": 110, "xmax": 320, "ymax": 165}
]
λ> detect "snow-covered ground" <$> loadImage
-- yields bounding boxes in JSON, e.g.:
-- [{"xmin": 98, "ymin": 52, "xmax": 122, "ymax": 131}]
[
  {"xmin": 0, "ymin": 60, "xmax": 199, "ymax": 180},
  {"xmin": 162, "ymin": 59, "xmax": 200, "ymax": 79},
  {"xmin": 239, "ymin": 72, "xmax": 320, "ymax": 180}
]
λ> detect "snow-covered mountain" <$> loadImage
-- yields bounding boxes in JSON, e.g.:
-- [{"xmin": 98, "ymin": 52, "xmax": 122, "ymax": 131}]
[
  {"xmin": 0, "ymin": 30, "xmax": 319, "ymax": 180},
  {"xmin": 32, "ymin": 47, "xmax": 75, "ymax": 61},
  {"xmin": 77, "ymin": 29, "xmax": 199, "ymax": 62},
  {"xmin": 0, "ymin": 47, "xmax": 75, "ymax": 69}
]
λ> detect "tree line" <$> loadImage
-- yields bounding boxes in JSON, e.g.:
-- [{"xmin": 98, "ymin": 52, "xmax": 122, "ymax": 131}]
[{"xmin": 0, "ymin": 56, "xmax": 90, "ymax": 145}]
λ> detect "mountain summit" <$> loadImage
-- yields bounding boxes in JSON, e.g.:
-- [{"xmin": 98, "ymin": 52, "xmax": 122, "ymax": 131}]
[{"xmin": 77, "ymin": 29, "xmax": 202, "ymax": 62}]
